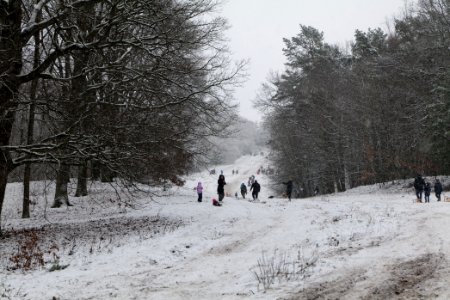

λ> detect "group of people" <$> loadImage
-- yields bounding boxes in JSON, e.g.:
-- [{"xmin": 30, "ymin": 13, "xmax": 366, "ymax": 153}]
[
  {"xmin": 197, "ymin": 173, "xmax": 313, "ymax": 205},
  {"xmin": 197, "ymin": 172, "xmax": 444, "ymax": 205},
  {"xmin": 195, "ymin": 173, "xmax": 262, "ymax": 206},
  {"xmin": 414, "ymin": 174, "xmax": 443, "ymax": 203},
  {"xmin": 196, "ymin": 174, "xmax": 227, "ymax": 206},
  {"xmin": 240, "ymin": 180, "xmax": 260, "ymax": 200}
]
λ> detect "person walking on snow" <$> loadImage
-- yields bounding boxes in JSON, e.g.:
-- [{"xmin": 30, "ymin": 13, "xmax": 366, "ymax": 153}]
[
  {"xmin": 435, "ymin": 179, "xmax": 443, "ymax": 202},
  {"xmin": 424, "ymin": 182, "xmax": 431, "ymax": 203},
  {"xmin": 240, "ymin": 182, "xmax": 247, "ymax": 199},
  {"xmin": 217, "ymin": 174, "xmax": 226, "ymax": 202},
  {"xmin": 196, "ymin": 182, "xmax": 203, "ymax": 202},
  {"xmin": 414, "ymin": 174, "xmax": 425, "ymax": 202},
  {"xmin": 282, "ymin": 179, "xmax": 293, "ymax": 201},
  {"xmin": 250, "ymin": 180, "xmax": 261, "ymax": 200}
]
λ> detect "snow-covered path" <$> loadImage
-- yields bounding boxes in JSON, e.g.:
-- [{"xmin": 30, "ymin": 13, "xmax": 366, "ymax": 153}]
[{"xmin": 2, "ymin": 153, "xmax": 450, "ymax": 299}]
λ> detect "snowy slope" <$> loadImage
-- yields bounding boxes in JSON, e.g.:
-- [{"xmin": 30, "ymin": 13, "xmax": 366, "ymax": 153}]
[{"xmin": 1, "ymin": 153, "xmax": 450, "ymax": 299}]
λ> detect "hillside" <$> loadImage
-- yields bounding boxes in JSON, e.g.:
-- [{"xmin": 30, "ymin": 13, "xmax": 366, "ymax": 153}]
[{"xmin": 1, "ymin": 153, "xmax": 450, "ymax": 299}]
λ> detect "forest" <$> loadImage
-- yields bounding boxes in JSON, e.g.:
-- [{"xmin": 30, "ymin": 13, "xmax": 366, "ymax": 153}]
[
  {"xmin": 0, "ymin": 0, "xmax": 244, "ymax": 233},
  {"xmin": 257, "ymin": 0, "xmax": 450, "ymax": 196}
]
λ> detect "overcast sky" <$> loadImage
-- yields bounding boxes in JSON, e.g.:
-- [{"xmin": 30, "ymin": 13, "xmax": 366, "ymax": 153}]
[{"xmin": 221, "ymin": 0, "xmax": 408, "ymax": 123}]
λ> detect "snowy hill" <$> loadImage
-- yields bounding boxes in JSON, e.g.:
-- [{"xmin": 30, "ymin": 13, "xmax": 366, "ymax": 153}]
[{"xmin": 1, "ymin": 153, "xmax": 450, "ymax": 299}]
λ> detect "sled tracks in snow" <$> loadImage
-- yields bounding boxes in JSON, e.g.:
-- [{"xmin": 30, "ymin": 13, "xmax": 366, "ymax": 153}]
[{"xmin": 284, "ymin": 253, "xmax": 445, "ymax": 300}]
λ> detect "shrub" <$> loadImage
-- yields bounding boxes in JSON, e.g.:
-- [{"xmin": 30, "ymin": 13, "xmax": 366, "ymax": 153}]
[
  {"xmin": 252, "ymin": 246, "xmax": 319, "ymax": 291},
  {"xmin": 8, "ymin": 230, "xmax": 44, "ymax": 271}
]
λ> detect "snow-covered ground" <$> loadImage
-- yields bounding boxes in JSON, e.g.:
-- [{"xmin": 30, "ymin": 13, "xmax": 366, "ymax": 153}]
[{"xmin": 1, "ymin": 153, "xmax": 450, "ymax": 299}]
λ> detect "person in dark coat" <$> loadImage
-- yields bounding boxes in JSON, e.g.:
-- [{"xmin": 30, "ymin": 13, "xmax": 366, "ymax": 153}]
[
  {"xmin": 250, "ymin": 180, "xmax": 261, "ymax": 200},
  {"xmin": 414, "ymin": 174, "xmax": 425, "ymax": 202},
  {"xmin": 435, "ymin": 179, "xmax": 443, "ymax": 202},
  {"xmin": 282, "ymin": 179, "xmax": 293, "ymax": 201},
  {"xmin": 424, "ymin": 182, "xmax": 431, "ymax": 203},
  {"xmin": 217, "ymin": 174, "xmax": 226, "ymax": 202},
  {"xmin": 240, "ymin": 182, "xmax": 247, "ymax": 199}
]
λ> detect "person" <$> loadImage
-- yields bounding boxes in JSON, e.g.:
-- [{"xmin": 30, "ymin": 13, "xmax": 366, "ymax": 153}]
[
  {"xmin": 240, "ymin": 182, "xmax": 247, "ymax": 199},
  {"xmin": 250, "ymin": 180, "xmax": 261, "ymax": 200},
  {"xmin": 314, "ymin": 186, "xmax": 319, "ymax": 196},
  {"xmin": 196, "ymin": 182, "xmax": 203, "ymax": 202},
  {"xmin": 212, "ymin": 198, "xmax": 222, "ymax": 206},
  {"xmin": 435, "ymin": 179, "xmax": 443, "ymax": 202},
  {"xmin": 424, "ymin": 182, "xmax": 431, "ymax": 203},
  {"xmin": 217, "ymin": 174, "xmax": 226, "ymax": 202},
  {"xmin": 414, "ymin": 174, "xmax": 425, "ymax": 202},
  {"xmin": 232, "ymin": 169, "xmax": 235, "ymax": 175},
  {"xmin": 282, "ymin": 179, "xmax": 293, "ymax": 201}
]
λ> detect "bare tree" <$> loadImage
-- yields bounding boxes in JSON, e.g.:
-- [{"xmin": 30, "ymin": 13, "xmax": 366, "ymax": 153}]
[{"xmin": 0, "ymin": 0, "xmax": 244, "ymax": 233}]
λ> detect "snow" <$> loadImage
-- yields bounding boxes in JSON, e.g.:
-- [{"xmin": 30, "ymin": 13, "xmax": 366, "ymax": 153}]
[{"xmin": 1, "ymin": 153, "xmax": 450, "ymax": 299}]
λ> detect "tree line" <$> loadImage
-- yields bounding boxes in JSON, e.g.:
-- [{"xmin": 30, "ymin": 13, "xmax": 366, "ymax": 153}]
[
  {"xmin": 0, "ymin": 0, "xmax": 243, "ymax": 233},
  {"xmin": 258, "ymin": 0, "xmax": 450, "ymax": 196}
]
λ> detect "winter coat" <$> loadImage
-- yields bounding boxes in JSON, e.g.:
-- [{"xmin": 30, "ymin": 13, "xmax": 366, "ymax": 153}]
[
  {"xmin": 196, "ymin": 183, "xmax": 203, "ymax": 194},
  {"xmin": 217, "ymin": 176, "xmax": 226, "ymax": 194},
  {"xmin": 283, "ymin": 180, "xmax": 293, "ymax": 193},
  {"xmin": 250, "ymin": 181, "xmax": 261, "ymax": 193},
  {"xmin": 435, "ymin": 182, "xmax": 443, "ymax": 194},
  {"xmin": 424, "ymin": 183, "xmax": 431, "ymax": 196},
  {"xmin": 240, "ymin": 183, "xmax": 247, "ymax": 192},
  {"xmin": 414, "ymin": 176, "xmax": 425, "ymax": 191}
]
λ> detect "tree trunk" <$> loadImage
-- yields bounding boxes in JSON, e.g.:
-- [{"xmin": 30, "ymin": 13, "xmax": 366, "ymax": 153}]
[
  {"xmin": 75, "ymin": 162, "xmax": 88, "ymax": 197},
  {"xmin": 52, "ymin": 164, "xmax": 72, "ymax": 208},
  {"xmin": 91, "ymin": 160, "xmax": 100, "ymax": 181},
  {"xmin": 22, "ymin": 163, "xmax": 32, "ymax": 218},
  {"xmin": 22, "ymin": 8, "xmax": 41, "ymax": 218},
  {"xmin": 0, "ymin": 165, "xmax": 7, "ymax": 236},
  {"xmin": 101, "ymin": 168, "xmax": 114, "ymax": 183},
  {"xmin": 344, "ymin": 164, "xmax": 351, "ymax": 191},
  {"xmin": 0, "ymin": 0, "xmax": 23, "ymax": 234}
]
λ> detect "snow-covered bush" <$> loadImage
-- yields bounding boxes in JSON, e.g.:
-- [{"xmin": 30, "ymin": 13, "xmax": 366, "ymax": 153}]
[{"xmin": 252, "ymin": 246, "xmax": 319, "ymax": 291}]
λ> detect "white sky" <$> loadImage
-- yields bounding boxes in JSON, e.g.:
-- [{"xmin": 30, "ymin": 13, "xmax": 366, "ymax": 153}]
[{"xmin": 221, "ymin": 0, "xmax": 408, "ymax": 123}]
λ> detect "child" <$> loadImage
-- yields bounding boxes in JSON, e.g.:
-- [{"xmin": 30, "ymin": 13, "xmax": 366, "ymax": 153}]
[
  {"xmin": 240, "ymin": 182, "xmax": 247, "ymax": 199},
  {"xmin": 196, "ymin": 182, "xmax": 203, "ymax": 202},
  {"xmin": 424, "ymin": 182, "xmax": 431, "ymax": 203},
  {"xmin": 212, "ymin": 198, "xmax": 222, "ymax": 206}
]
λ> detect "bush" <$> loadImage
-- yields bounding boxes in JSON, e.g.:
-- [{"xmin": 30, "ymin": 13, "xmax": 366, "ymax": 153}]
[
  {"xmin": 252, "ymin": 246, "xmax": 319, "ymax": 291},
  {"xmin": 8, "ymin": 230, "xmax": 44, "ymax": 271}
]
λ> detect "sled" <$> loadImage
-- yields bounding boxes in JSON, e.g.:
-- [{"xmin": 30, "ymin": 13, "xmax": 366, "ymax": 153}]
[{"xmin": 414, "ymin": 198, "xmax": 422, "ymax": 203}]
